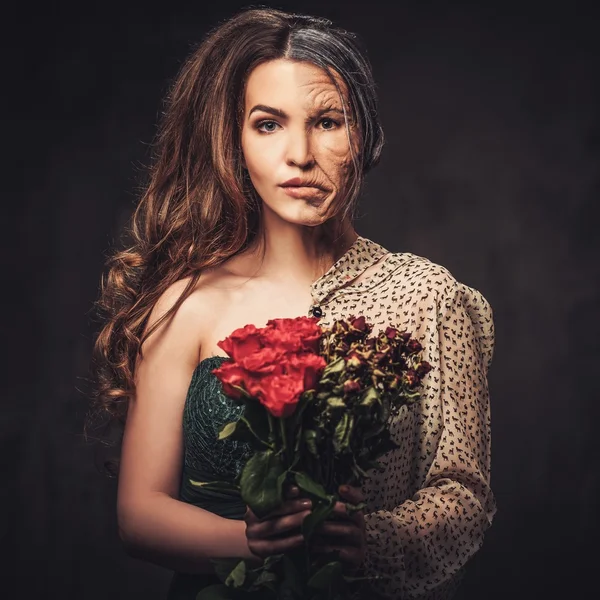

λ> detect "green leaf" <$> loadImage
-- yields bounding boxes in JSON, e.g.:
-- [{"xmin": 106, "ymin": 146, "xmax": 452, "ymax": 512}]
[
  {"xmin": 217, "ymin": 416, "xmax": 271, "ymax": 450},
  {"xmin": 323, "ymin": 356, "xmax": 345, "ymax": 376},
  {"xmin": 224, "ymin": 560, "xmax": 247, "ymax": 588},
  {"xmin": 240, "ymin": 450, "xmax": 285, "ymax": 519},
  {"xmin": 276, "ymin": 469, "xmax": 289, "ymax": 498},
  {"xmin": 301, "ymin": 495, "xmax": 335, "ymax": 541},
  {"xmin": 307, "ymin": 560, "xmax": 343, "ymax": 590},
  {"xmin": 333, "ymin": 413, "xmax": 354, "ymax": 453},
  {"xmin": 359, "ymin": 386, "xmax": 378, "ymax": 407},
  {"xmin": 303, "ymin": 429, "xmax": 319, "ymax": 456},
  {"xmin": 189, "ymin": 480, "xmax": 240, "ymax": 493},
  {"xmin": 210, "ymin": 558, "xmax": 244, "ymax": 583},
  {"xmin": 217, "ymin": 421, "xmax": 238, "ymax": 440},
  {"xmin": 252, "ymin": 570, "xmax": 278, "ymax": 585},
  {"xmin": 294, "ymin": 471, "xmax": 329, "ymax": 500},
  {"xmin": 262, "ymin": 553, "xmax": 284, "ymax": 570},
  {"xmin": 327, "ymin": 397, "xmax": 345, "ymax": 408}
]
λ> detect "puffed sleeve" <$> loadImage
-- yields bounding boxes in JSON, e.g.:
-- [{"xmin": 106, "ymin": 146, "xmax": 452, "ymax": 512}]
[{"xmin": 360, "ymin": 270, "xmax": 497, "ymax": 599}]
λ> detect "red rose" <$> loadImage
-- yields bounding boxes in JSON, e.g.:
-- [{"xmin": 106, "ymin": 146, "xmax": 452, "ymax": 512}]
[
  {"xmin": 246, "ymin": 352, "xmax": 326, "ymax": 417},
  {"xmin": 211, "ymin": 361, "xmax": 250, "ymax": 400},
  {"xmin": 217, "ymin": 324, "xmax": 262, "ymax": 361},
  {"xmin": 212, "ymin": 317, "xmax": 327, "ymax": 418},
  {"xmin": 239, "ymin": 346, "xmax": 282, "ymax": 374},
  {"xmin": 265, "ymin": 316, "xmax": 322, "ymax": 354},
  {"xmin": 251, "ymin": 372, "xmax": 306, "ymax": 418},
  {"xmin": 285, "ymin": 352, "xmax": 327, "ymax": 390}
]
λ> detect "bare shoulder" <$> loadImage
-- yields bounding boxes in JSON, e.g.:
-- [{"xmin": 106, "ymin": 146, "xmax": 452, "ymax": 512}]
[{"xmin": 140, "ymin": 268, "xmax": 234, "ymax": 367}]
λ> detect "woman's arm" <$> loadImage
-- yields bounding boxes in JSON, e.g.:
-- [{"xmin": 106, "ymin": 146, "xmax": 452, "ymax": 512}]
[
  {"xmin": 116, "ymin": 279, "xmax": 258, "ymax": 574},
  {"xmin": 118, "ymin": 496, "xmax": 255, "ymax": 573},
  {"xmin": 361, "ymin": 275, "xmax": 497, "ymax": 599}
]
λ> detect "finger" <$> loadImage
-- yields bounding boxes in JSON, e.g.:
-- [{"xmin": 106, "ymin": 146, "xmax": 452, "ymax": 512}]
[
  {"xmin": 256, "ymin": 498, "xmax": 312, "ymax": 521},
  {"xmin": 247, "ymin": 509, "xmax": 311, "ymax": 539},
  {"xmin": 284, "ymin": 485, "xmax": 300, "ymax": 500},
  {"xmin": 338, "ymin": 484, "xmax": 365, "ymax": 504},
  {"xmin": 313, "ymin": 522, "xmax": 364, "ymax": 547},
  {"xmin": 330, "ymin": 500, "xmax": 365, "ymax": 528},
  {"xmin": 249, "ymin": 533, "xmax": 305, "ymax": 559},
  {"xmin": 323, "ymin": 522, "xmax": 364, "ymax": 544},
  {"xmin": 245, "ymin": 499, "xmax": 308, "ymax": 529}
]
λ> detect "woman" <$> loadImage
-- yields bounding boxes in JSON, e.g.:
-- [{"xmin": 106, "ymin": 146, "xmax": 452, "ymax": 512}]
[{"xmin": 89, "ymin": 7, "xmax": 496, "ymax": 600}]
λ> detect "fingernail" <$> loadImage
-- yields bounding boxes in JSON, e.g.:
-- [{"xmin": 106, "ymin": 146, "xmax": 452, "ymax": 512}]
[{"xmin": 340, "ymin": 485, "xmax": 349, "ymax": 493}]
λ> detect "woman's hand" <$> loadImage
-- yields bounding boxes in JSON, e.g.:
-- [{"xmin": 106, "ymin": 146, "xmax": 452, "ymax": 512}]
[
  {"xmin": 310, "ymin": 484, "xmax": 367, "ymax": 573},
  {"xmin": 244, "ymin": 484, "xmax": 312, "ymax": 564}
]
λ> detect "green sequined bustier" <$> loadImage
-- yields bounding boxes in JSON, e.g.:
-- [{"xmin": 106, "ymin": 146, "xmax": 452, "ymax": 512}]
[{"xmin": 178, "ymin": 355, "xmax": 252, "ymax": 520}]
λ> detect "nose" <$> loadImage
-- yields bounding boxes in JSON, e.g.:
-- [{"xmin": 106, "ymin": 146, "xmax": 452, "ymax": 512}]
[{"xmin": 285, "ymin": 130, "xmax": 314, "ymax": 168}]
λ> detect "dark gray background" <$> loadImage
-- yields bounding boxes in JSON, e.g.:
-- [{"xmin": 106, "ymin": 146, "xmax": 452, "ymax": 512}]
[{"xmin": 6, "ymin": 0, "xmax": 599, "ymax": 598}]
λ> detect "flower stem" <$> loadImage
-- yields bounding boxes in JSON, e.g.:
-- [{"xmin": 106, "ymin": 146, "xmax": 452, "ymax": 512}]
[
  {"xmin": 267, "ymin": 412, "xmax": 275, "ymax": 445},
  {"xmin": 279, "ymin": 418, "xmax": 288, "ymax": 466}
]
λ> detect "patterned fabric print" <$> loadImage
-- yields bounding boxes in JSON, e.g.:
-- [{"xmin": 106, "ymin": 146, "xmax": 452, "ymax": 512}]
[{"xmin": 304, "ymin": 236, "xmax": 496, "ymax": 599}]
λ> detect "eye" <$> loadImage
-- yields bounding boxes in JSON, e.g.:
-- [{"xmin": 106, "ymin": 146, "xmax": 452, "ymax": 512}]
[
  {"xmin": 256, "ymin": 120, "xmax": 280, "ymax": 133},
  {"xmin": 320, "ymin": 118, "xmax": 340, "ymax": 130}
]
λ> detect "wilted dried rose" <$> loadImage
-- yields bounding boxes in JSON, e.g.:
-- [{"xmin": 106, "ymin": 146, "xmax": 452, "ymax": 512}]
[
  {"xmin": 416, "ymin": 361, "xmax": 433, "ymax": 378},
  {"xmin": 403, "ymin": 368, "xmax": 419, "ymax": 388},
  {"xmin": 343, "ymin": 379, "xmax": 362, "ymax": 394},
  {"xmin": 345, "ymin": 350, "xmax": 367, "ymax": 371},
  {"xmin": 406, "ymin": 338, "xmax": 423, "ymax": 353},
  {"xmin": 350, "ymin": 315, "xmax": 369, "ymax": 333},
  {"xmin": 385, "ymin": 326, "xmax": 399, "ymax": 339}
]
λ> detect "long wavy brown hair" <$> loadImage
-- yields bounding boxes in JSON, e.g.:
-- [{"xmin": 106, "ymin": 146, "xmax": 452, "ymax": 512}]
[{"xmin": 86, "ymin": 6, "xmax": 384, "ymax": 470}]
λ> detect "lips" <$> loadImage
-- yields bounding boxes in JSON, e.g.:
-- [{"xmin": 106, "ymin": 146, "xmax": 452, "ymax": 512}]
[
  {"xmin": 278, "ymin": 177, "xmax": 329, "ymax": 200},
  {"xmin": 279, "ymin": 177, "xmax": 326, "ymax": 190},
  {"xmin": 280, "ymin": 185, "xmax": 326, "ymax": 200}
]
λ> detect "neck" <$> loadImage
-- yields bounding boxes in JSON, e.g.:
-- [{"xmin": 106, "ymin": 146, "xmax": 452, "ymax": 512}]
[{"xmin": 243, "ymin": 217, "xmax": 358, "ymax": 286}]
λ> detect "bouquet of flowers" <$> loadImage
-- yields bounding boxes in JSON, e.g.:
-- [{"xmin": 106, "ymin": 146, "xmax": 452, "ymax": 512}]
[{"xmin": 194, "ymin": 315, "xmax": 432, "ymax": 600}]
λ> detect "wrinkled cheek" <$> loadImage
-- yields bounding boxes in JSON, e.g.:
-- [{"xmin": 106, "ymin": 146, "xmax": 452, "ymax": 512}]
[{"xmin": 323, "ymin": 151, "xmax": 354, "ymax": 192}]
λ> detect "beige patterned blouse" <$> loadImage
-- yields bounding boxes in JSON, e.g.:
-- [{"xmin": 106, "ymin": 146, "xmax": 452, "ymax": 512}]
[{"xmin": 306, "ymin": 234, "xmax": 496, "ymax": 599}]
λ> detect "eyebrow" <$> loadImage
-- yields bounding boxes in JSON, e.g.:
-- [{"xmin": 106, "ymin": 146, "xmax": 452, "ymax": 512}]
[{"xmin": 248, "ymin": 104, "xmax": 346, "ymax": 120}]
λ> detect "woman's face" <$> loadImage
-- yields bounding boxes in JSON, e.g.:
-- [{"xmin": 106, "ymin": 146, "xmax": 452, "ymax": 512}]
[{"xmin": 240, "ymin": 59, "xmax": 357, "ymax": 227}]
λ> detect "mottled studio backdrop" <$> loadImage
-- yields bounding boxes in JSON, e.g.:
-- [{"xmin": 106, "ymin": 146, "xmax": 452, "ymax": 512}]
[{"xmin": 6, "ymin": 1, "xmax": 599, "ymax": 598}]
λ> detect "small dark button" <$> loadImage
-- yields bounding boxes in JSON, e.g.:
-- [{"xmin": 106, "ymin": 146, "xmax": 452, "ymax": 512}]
[{"xmin": 311, "ymin": 305, "xmax": 322, "ymax": 318}]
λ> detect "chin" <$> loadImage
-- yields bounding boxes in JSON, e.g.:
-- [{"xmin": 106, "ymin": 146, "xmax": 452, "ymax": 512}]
[{"xmin": 263, "ymin": 197, "xmax": 331, "ymax": 225}]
